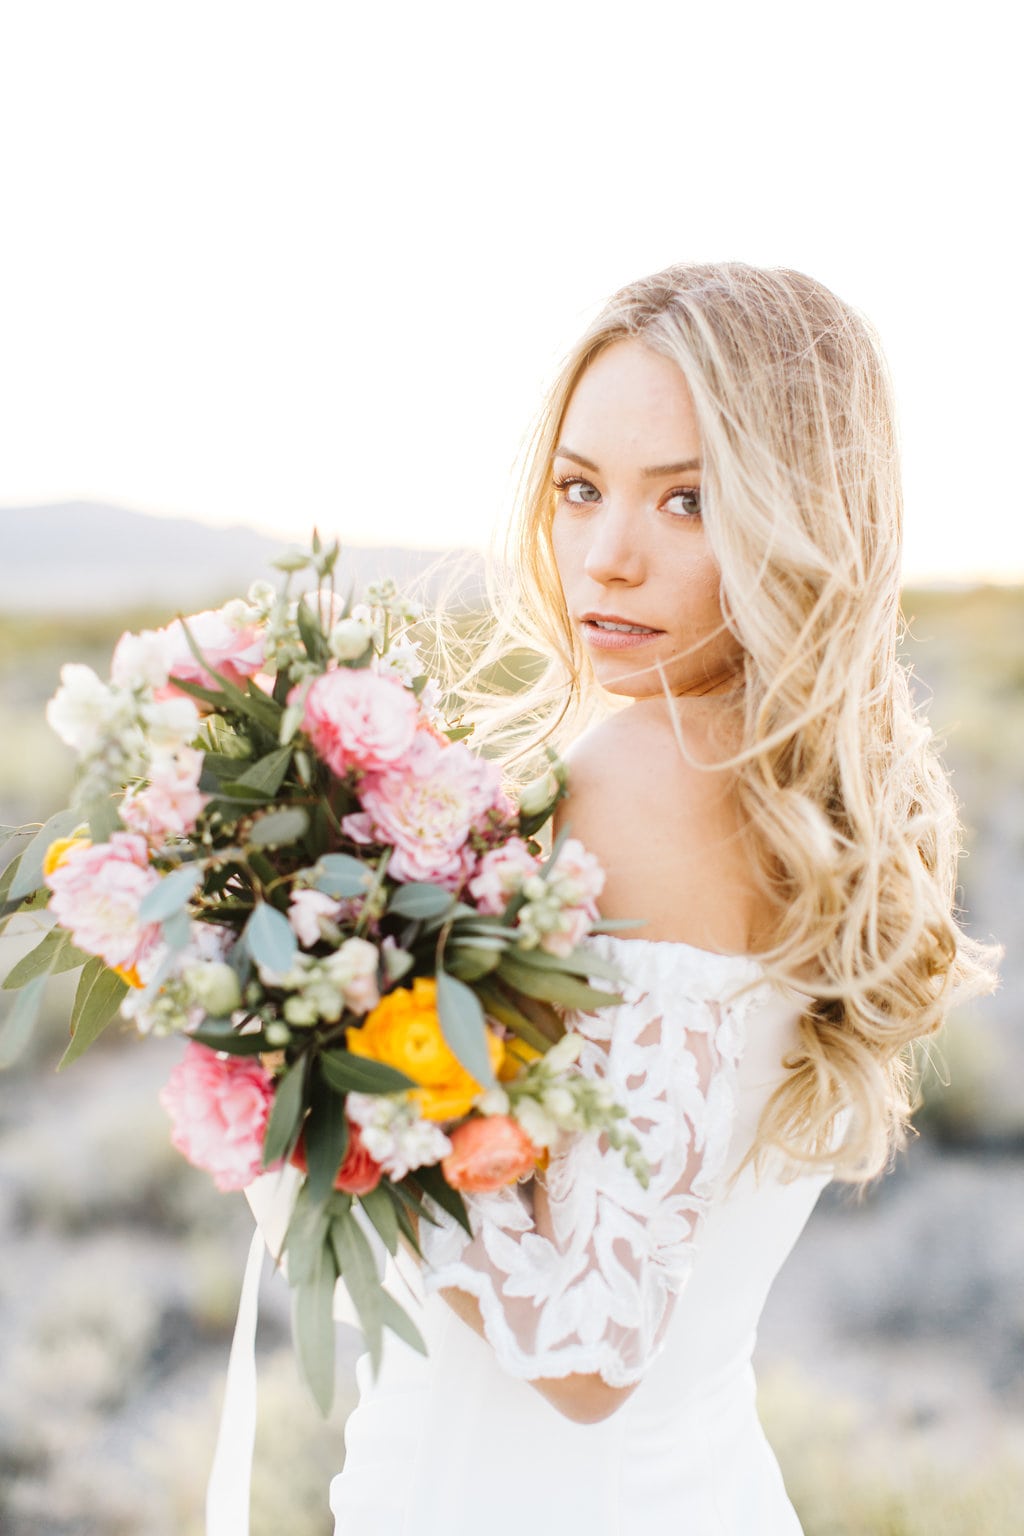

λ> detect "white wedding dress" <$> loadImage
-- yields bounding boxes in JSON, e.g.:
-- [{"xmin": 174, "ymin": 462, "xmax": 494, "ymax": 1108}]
[{"xmin": 327, "ymin": 934, "xmax": 834, "ymax": 1536}]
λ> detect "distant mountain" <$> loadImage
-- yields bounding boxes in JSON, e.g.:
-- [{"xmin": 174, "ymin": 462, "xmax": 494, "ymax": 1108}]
[{"xmin": 0, "ymin": 502, "xmax": 479, "ymax": 613}]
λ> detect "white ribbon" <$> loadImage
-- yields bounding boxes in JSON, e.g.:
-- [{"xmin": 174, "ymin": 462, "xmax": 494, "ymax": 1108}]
[{"xmin": 205, "ymin": 1224, "xmax": 265, "ymax": 1536}]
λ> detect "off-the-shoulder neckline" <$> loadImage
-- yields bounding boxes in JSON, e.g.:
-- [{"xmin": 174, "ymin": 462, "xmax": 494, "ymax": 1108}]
[{"xmin": 590, "ymin": 931, "xmax": 767, "ymax": 968}]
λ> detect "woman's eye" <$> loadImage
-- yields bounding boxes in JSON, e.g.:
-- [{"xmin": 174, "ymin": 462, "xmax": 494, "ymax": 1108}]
[
  {"xmin": 552, "ymin": 474, "xmax": 601, "ymax": 505},
  {"xmin": 665, "ymin": 487, "xmax": 702, "ymax": 518}
]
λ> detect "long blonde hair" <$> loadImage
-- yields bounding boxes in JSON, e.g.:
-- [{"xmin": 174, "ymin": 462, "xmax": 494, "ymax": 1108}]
[{"xmin": 445, "ymin": 261, "xmax": 1000, "ymax": 1183}]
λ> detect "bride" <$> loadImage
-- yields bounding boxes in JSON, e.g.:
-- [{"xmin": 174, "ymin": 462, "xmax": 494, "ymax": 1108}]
[{"xmin": 252, "ymin": 262, "xmax": 997, "ymax": 1533}]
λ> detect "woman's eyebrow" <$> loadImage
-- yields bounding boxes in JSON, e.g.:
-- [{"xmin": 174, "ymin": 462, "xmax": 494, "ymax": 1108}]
[{"xmin": 553, "ymin": 445, "xmax": 702, "ymax": 477}]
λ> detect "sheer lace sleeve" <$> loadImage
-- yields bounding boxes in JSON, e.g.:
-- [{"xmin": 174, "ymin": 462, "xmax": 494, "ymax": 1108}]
[{"xmin": 418, "ymin": 936, "xmax": 769, "ymax": 1387}]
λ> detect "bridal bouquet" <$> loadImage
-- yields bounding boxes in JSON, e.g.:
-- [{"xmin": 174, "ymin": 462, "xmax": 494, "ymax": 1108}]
[{"xmin": 0, "ymin": 537, "xmax": 646, "ymax": 1411}]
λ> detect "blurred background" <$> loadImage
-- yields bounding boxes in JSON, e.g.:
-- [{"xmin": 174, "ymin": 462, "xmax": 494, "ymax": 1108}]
[{"xmin": 2, "ymin": 1, "xmax": 1022, "ymax": 1531}]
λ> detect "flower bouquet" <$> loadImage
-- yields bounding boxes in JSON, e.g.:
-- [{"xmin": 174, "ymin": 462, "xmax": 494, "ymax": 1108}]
[{"xmin": 0, "ymin": 537, "xmax": 646, "ymax": 1411}]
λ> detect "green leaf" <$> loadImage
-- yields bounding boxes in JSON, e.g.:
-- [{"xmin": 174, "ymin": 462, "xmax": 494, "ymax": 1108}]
[
  {"xmin": 58, "ymin": 959, "xmax": 128, "ymax": 1070},
  {"xmin": 291, "ymin": 1240, "xmax": 338, "ymax": 1416},
  {"xmin": 408, "ymin": 1162, "xmax": 472, "ymax": 1237},
  {"xmin": 435, "ymin": 969, "xmax": 497, "ymax": 1088},
  {"xmin": 377, "ymin": 1286, "xmax": 428, "ymax": 1357},
  {"xmin": 497, "ymin": 952, "xmax": 621, "ymax": 1010},
  {"xmin": 2, "ymin": 927, "xmax": 89, "ymax": 990},
  {"xmin": 244, "ymin": 903, "xmax": 298, "ymax": 974},
  {"xmin": 508, "ymin": 944, "xmax": 623, "ymax": 983},
  {"xmin": 387, "ymin": 883, "xmax": 456, "ymax": 921},
  {"xmin": 314, "ymin": 854, "xmax": 373, "ymax": 899},
  {"xmin": 0, "ymin": 976, "xmax": 47, "ymax": 1068},
  {"xmin": 474, "ymin": 980, "xmax": 564, "ymax": 1051},
  {"xmin": 228, "ymin": 745, "xmax": 294, "ymax": 799},
  {"xmin": 186, "ymin": 1024, "xmax": 269, "ymax": 1055},
  {"xmin": 261, "ymin": 1055, "xmax": 308, "ymax": 1167},
  {"xmin": 296, "ymin": 597, "xmax": 328, "ymax": 665},
  {"xmin": 319, "ymin": 1048, "xmax": 417, "ymax": 1095},
  {"xmin": 247, "ymin": 807, "xmax": 310, "ymax": 849},
  {"xmin": 444, "ymin": 945, "xmax": 502, "ymax": 982},
  {"xmin": 85, "ymin": 795, "xmax": 122, "ymax": 842},
  {"xmin": 330, "ymin": 1206, "xmax": 385, "ymax": 1377},
  {"xmin": 304, "ymin": 1072, "xmax": 350, "ymax": 1206},
  {"xmin": 10, "ymin": 808, "xmax": 83, "ymax": 902},
  {"xmin": 284, "ymin": 1180, "xmax": 334, "ymax": 1284},
  {"xmin": 171, "ymin": 632, "xmax": 282, "ymax": 735},
  {"xmin": 387, "ymin": 1187, "xmax": 424, "ymax": 1256},
  {"xmin": 358, "ymin": 1185, "xmax": 399, "ymax": 1256},
  {"xmin": 139, "ymin": 863, "xmax": 203, "ymax": 923}
]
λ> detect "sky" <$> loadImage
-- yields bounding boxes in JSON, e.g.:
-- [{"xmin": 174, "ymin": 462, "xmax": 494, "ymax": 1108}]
[{"xmin": 1, "ymin": 0, "xmax": 1020, "ymax": 584}]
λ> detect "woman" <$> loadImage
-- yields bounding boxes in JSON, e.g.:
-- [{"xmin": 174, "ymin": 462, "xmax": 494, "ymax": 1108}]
[{"xmin": 328, "ymin": 263, "xmax": 996, "ymax": 1532}]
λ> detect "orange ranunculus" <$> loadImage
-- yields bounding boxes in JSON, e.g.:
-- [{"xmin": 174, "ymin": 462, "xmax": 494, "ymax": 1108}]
[
  {"xmin": 442, "ymin": 1114, "xmax": 541, "ymax": 1192},
  {"xmin": 497, "ymin": 1037, "xmax": 543, "ymax": 1083},
  {"xmin": 346, "ymin": 976, "xmax": 505, "ymax": 1122},
  {"xmin": 42, "ymin": 833, "xmax": 91, "ymax": 877}
]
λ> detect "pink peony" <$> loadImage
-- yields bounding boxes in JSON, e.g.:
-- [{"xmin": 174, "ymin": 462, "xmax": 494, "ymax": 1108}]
[
  {"xmin": 115, "ymin": 608, "xmax": 267, "ymax": 698},
  {"xmin": 121, "ymin": 746, "xmax": 208, "ymax": 843},
  {"xmin": 44, "ymin": 832, "xmax": 164, "ymax": 976},
  {"xmin": 302, "ymin": 668, "xmax": 419, "ymax": 778},
  {"xmin": 159, "ymin": 1042, "xmax": 278, "ymax": 1192},
  {"xmin": 442, "ymin": 1115, "xmax": 540, "ymax": 1192},
  {"xmin": 468, "ymin": 837, "xmax": 542, "ymax": 915},
  {"xmin": 345, "ymin": 733, "xmax": 505, "ymax": 889}
]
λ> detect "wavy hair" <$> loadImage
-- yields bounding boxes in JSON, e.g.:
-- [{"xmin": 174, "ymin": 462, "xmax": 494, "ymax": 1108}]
[{"xmin": 442, "ymin": 261, "xmax": 1000, "ymax": 1183}]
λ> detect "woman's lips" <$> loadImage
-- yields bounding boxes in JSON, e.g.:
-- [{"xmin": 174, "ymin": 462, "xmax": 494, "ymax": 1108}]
[{"xmin": 580, "ymin": 618, "xmax": 664, "ymax": 650}]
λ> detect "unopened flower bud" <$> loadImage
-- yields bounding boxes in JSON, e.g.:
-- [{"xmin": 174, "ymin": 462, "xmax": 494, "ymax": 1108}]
[
  {"xmin": 329, "ymin": 617, "xmax": 373, "ymax": 661},
  {"xmin": 183, "ymin": 962, "xmax": 242, "ymax": 1018}
]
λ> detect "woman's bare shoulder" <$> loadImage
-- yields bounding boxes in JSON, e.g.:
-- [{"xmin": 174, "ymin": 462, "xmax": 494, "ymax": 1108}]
[{"xmin": 555, "ymin": 705, "xmax": 767, "ymax": 952}]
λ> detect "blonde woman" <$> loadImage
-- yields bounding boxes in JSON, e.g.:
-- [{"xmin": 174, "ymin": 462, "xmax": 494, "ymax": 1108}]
[{"xmin": 320, "ymin": 263, "xmax": 999, "ymax": 1533}]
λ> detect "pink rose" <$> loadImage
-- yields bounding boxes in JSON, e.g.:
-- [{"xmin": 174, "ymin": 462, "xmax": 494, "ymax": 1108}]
[
  {"xmin": 159, "ymin": 1043, "xmax": 278, "ymax": 1192},
  {"xmin": 442, "ymin": 1115, "xmax": 540, "ymax": 1192},
  {"xmin": 302, "ymin": 669, "xmax": 419, "ymax": 778},
  {"xmin": 468, "ymin": 837, "xmax": 542, "ymax": 915},
  {"xmin": 121, "ymin": 746, "xmax": 208, "ymax": 844},
  {"xmin": 44, "ymin": 831, "xmax": 164, "ymax": 976},
  {"xmin": 345, "ymin": 733, "xmax": 504, "ymax": 889}
]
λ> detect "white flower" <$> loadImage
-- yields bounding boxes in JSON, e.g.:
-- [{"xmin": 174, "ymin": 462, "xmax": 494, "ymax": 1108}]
[
  {"xmin": 512, "ymin": 1096, "xmax": 561, "ymax": 1149},
  {"xmin": 287, "ymin": 888, "xmax": 344, "ymax": 947},
  {"xmin": 542, "ymin": 1086, "xmax": 577, "ymax": 1121},
  {"xmin": 110, "ymin": 629, "xmax": 173, "ymax": 691},
  {"xmin": 345, "ymin": 1091, "xmax": 452, "ymax": 1178},
  {"xmin": 142, "ymin": 695, "xmax": 202, "ymax": 751},
  {"xmin": 328, "ymin": 617, "xmax": 374, "ymax": 661},
  {"xmin": 542, "ymin": 1031, "xmax": 584, "ymax": 1073},
  {"xmin": 46, "ymin": 665, "xmax": 134, "ymax": 757},
  {"xmin": 372, "ymin": 634, "xmax": 421, "ymax": 685},
  {"xmin": 475, "ymin": 1086, "xmax": 511, "ymax": 1116}
]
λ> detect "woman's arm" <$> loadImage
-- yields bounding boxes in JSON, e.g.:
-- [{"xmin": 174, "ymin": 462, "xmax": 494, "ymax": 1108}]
[{"xmin": 436, "ymin": 1175, "xmax": 639, "ymax": 1424}]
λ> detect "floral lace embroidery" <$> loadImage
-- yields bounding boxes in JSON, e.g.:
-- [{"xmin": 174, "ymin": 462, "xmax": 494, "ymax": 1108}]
[{"xmin": 419, "ymin": 936, "xmax": 769, "ymax": 1387}]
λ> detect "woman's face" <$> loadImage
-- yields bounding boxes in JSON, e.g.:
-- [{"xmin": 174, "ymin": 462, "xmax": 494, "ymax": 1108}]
[{"xmin": 549, "ymin": 337, "xmax": 743, "ymax": 701}]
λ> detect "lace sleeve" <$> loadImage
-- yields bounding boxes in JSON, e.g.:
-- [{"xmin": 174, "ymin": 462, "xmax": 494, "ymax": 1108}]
[{"xmin": 418, "ymin": 939, "xmax": 767, "ymax": 1387}]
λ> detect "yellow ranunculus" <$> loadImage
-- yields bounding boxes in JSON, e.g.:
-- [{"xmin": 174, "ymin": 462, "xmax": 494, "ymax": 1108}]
[
  {"xmin": 346, "ymin": 976, "xmax": 505, "ymax": 1122},
  {"xmin": 42, "ymin": 832, "xmax": 91, "ymax": 877}
]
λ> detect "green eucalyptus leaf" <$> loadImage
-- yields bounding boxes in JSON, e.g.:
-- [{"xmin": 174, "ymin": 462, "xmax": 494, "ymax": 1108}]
[
  {"xmin": 304, "ymin": 1072, "xmax": 350, "ymax": 1206},
  {"xmin": 408, "ymin": 1162, "xmax": 472, "ymax": 1237},
  {"xmin": 444, "ymin": 946, "xmax": 502, "ymax": 982},
  {"xmin": 139, "ymin": 863, "xmax": 203, "ymax": 923},
  {"xmin": 261, "ymin": 1055, "xmax": 308, "ymax": 1167},
  {"xmin": 10, "ymin": 808, "xmax": 83, "ymax": 903},
  {"xmin": 387, "ymin": 883, "xmax": 456, "ymax": 920},
  {"xmin": 319, "ymin": 1049, "xmax": 417, "ymax": 1095},
  {"xmin": 357, "ymin": 1184, "xmax": 399, "ymax": 1256},
  {"xmin": 244, "ymin": 903, "xmax": 298, "ymax": 974},
  {"xmin": 229, "ymin": 745, "xmax": 294, "ymax": 799},
  {"xmin": 247, "ymin": 807, "xmax": 309, "ymax": 849},
  {"xmin": 330, "ymin": 1207, "xmax": 384, "ymax": 1378},
  {"xmin": 2, "ymin": 927, "xmax": 89, "ymax": 990},
  {"xmin": 186, "ymin": 1024, "xmax": 269, "ymax": 1055},
  {"xmin": 497, "ymin": 952, "xmax": 621, "ymax": 1010},
  {"xmin": 58, "ymin": 959, "xmax": 128, "ymax": 1070},
  {"xmin": 314, "ymin": 854, "xmax": 373, "ymax": 899},
  {"xmin": 435, "ymin": 969, "xmax": 496, "ymax": 1088},
  {"xmin": 0, "ymin": 976, "xmax": 47, "ymax": 1068},
  {"xmin": 291, "ymin": 1240, "xmax": 338, "ymax": 1416}
]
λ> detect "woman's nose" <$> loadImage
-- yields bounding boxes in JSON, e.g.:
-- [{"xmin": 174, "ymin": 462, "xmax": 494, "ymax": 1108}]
[{"xmin": 582, "ymin": 503, "xmax": 645, "ymax": 585}]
